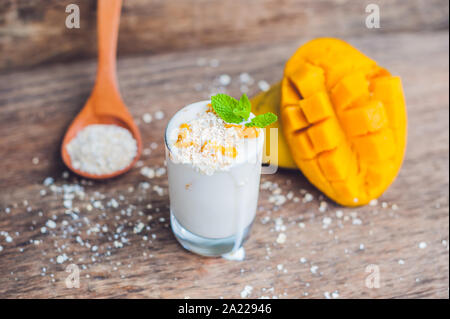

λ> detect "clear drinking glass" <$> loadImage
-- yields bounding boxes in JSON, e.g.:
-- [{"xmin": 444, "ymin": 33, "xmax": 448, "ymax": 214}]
[{"xmin": 165, "ymin": 101, "xmax": 264, "ymax": 257}]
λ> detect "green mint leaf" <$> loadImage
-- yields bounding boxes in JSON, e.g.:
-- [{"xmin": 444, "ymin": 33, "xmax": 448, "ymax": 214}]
[
  {"xmin": 245, "ymin": 112, "xmax": 278, "ymax": 128},
  {"xmin": 233, "ymin": 94, "xmax": 251, "ymax": 120},
  {"xmin": 211, "ymin": 94, "xmax": 242, "ymax": 124}
]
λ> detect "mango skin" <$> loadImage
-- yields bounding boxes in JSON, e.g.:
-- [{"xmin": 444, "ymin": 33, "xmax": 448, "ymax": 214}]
[
  {"xmin": 280, "ymin": 38, "xmax": 407, "ymax": 206},
  {"xmin": 251, "ymin": 82, "xmax": 298, "ymax": 170}
]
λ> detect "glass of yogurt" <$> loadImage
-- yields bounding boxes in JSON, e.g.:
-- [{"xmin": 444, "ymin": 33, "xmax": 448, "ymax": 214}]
[{"xmin": 165, "ymin": 101, "xmax": 264, "ymax": 257}]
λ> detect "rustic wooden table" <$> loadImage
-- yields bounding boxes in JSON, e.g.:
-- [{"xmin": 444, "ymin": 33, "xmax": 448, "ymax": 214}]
[{"xmin": 0, "ymin": 31, "xmax": 448, "ymax": 299}]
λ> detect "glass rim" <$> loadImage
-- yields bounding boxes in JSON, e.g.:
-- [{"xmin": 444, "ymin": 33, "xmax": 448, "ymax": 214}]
[{"xmin": 164, "ymin": 100, "xmax": 212, "ymax": 154}]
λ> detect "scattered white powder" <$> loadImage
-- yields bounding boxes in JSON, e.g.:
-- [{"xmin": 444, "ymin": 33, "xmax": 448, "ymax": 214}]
[
  {"xmin": 43, "ymin": 177, "xmax": 54, "ymax": 186},
  {"xmin": 142, "ymin": 113, "xmax": 153, "ymax": 123},
  {"xmin": 310, "ymin": 265, "xmax": 319, "ymax": 274},
  {"xmin": 269, "ymin": 194, "xmax": 287, "ymax": 206},
  {"xmin": 369, "ymin": 199, "xmax": 378, "ymax": 206},
  {"xmin": 240, "ymin": 285, "xmax": 253, "ymax": 298},
  {"xmin": 56, "ymin": 254, "xmax": 68, "ymax": 264},
  {"xmin": 141, "ymin": 166, "xmax": 155, "ymax": 179},
  {"xmin": 134, "ymin": 222, "xmax": 145, "ymax": 234},
  {"xmin": 239, "ymin": 73, "xmax": 254, "ymax": 85},
  {"xmin": 66, "ymin": 124, "xmax": 137, "ymax": 175},
  {"xmin": 325, "ymin": 291, "xmax": 340, "ymax": 299},
  {"xmin": 258, "ymin": 80, "xmax": 270, "ymax": 92},
  {"xmin": 222, "ymin": 247, "xmax": 245, "ymax": 261},
  {"xmin": 155, "ymin": 167, "xmax": 166, "ymax": 177},
  {"xmin": 154, "ymin": 111, "xmax": 165, "ymax": 120},
  {"xmin": 218, "ymin": 74, "xmax": 231, "ymax": 86},
  {"xmin": 276, "ymin": 233, "xmax": 287, "ymax": 244},
  {"xmin": 319, "ymin": 201, "xmax": 328, "ymax": 212},
  {"xmin": 45, "ymin": 220, "xmax": 57, "ymax": 229},
  {"xmin": 322, "ymin": 217, "xmax": 332, "ymax": 228},
  {"xmin": 303, "ymin": 193, "xmax": 314, "ymax": 203},
  {"xmin": 332, "ymin": 291, "xmax": 340, "ymax": 299}
]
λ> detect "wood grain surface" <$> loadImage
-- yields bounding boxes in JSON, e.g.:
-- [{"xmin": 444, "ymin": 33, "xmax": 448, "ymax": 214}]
[
  {"xmin": 0, "ymin": 31, "xmax": 448, "ymax": 299},
  {"xmin": 0, "ymin": 0, "xmax": 449, "ymax": 71}
]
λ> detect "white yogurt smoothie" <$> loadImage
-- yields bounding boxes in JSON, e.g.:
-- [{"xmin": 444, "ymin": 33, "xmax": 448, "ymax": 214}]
[{"xmin": 165, "ymin": 101, "xmax": 264, "ymax": 255}]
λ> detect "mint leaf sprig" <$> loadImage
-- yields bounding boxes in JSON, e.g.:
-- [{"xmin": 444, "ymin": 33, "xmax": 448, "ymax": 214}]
[{"xmin": 211, "ymin": 93, "xmax": 277, "ymax": 128}]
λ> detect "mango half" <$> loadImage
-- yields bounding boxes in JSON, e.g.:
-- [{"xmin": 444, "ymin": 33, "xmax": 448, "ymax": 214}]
[{"xmin": 255, "ymin": 38, "xmax": 407, "ymax": 206}]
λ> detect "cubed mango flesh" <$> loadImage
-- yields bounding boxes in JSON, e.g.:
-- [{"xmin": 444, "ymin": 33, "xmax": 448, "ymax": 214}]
[
  {"xmin": 281, "ymin": 38, "xmax": 407, "ymax": 206},
  {"xmin": 282, "ymin": 105, "xmax": 309, "ymax": 133},
  {"xmin": 300, "ymin": 91, "xmax": 335, "ymax": 123},
  {"xmin": 288, "ymin": 62, "xmax": 326, "ymax": 98}
]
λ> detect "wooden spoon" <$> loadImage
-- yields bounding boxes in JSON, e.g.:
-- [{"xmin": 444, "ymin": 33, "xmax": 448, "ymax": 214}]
[{"xmin": 61, "ymin": 0, "xmax": 142, "ymax": 179}]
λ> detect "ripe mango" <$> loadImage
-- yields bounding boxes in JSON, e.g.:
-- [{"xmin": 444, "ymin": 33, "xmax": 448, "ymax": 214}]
[{"xmin": 253, "ymin": 38, "xmax": 407, "ymax": 206}]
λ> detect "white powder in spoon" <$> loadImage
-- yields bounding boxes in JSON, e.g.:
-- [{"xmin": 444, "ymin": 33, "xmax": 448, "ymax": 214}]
[{"xmin": 66, "ymin": 124, "xmax": 137, "ymax": 175}]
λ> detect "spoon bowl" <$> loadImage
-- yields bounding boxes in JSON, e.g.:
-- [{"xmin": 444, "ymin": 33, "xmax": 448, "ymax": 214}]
[
  {"xmin": 61, "ymin": 96, "xmax": 142, "ymax": 180},
  {"xmin": 61, "ymin": 0, "xmax": 141, "ymax": 180}
]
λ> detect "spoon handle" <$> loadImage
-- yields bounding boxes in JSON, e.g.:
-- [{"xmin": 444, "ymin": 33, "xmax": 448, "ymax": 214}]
[{"xmin": 95, "ymin": 0, "xmax": 122, "ymax": 92}]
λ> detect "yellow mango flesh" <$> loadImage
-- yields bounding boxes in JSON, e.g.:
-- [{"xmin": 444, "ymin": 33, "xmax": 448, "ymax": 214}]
[{"xmin": 281, "ymin": 38, "xmax": 407, "ymax": 206}]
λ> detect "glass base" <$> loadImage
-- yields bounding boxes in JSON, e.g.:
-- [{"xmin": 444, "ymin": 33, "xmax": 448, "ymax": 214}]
[{"xmin": 170, "ymin": 212, "xmax": 253, "ymax": 257}]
